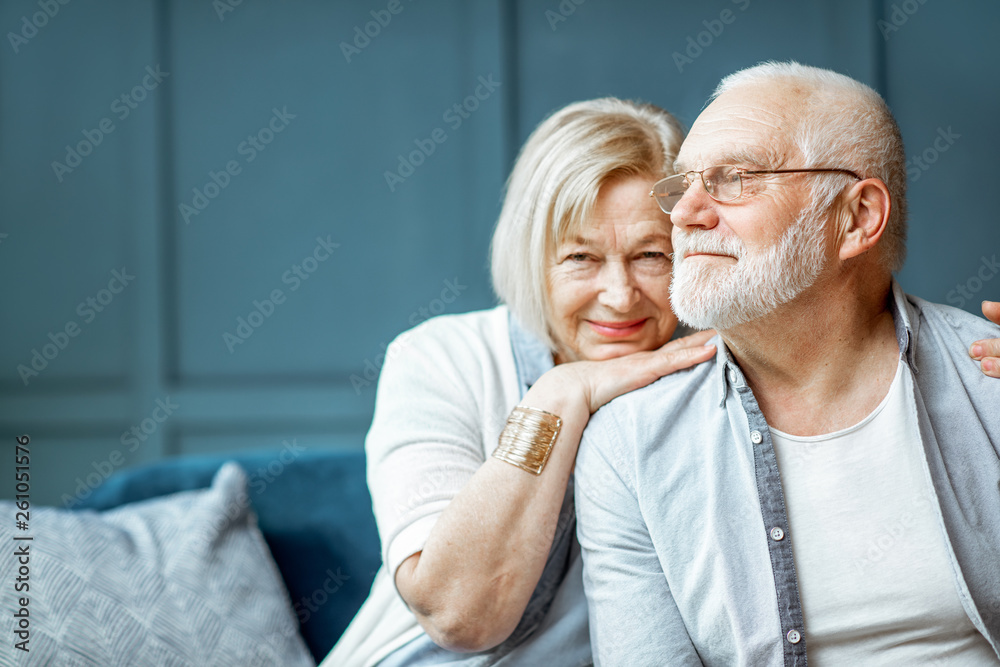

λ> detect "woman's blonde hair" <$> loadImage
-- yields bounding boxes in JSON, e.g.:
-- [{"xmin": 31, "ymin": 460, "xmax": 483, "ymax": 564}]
[{"xmin": 490, "ymin": 98, "xmax": 684, "ymax": 349}]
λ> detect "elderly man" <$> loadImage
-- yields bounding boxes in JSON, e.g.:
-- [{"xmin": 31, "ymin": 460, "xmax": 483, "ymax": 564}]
[{"xmin": 575, "ymin": 62, "xmax": 1000, "ymax": 666}]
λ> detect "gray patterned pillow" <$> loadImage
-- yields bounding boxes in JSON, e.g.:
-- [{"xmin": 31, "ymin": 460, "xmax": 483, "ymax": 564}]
[{"xmin": 0, "ymin": 462, "xmax": 315, "ymax": 666}]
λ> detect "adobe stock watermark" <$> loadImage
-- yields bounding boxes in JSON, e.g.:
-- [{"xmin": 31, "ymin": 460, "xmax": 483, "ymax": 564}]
[
  {"xmin": 222, "ymin": 235, "xmax": 340, "ymax": 353},
  {"xmin": 340, "ymin": 0, "xmax": 417, "ymax": 63},
  {"xmin": 350, "ymin": 277, "xmax": 467, "ymax": 393},
  {"xmin": 878, "ymin": 0, "xmax": 929, "ymax": 40},
  {"xmin": 389, "ymin": 462, "xmax": 466, "ymax": 517},
  {"xmin": 293, "ymin": 566, "xmax": 351, "ymax": 625},
  {"xmin": 246, "ymin": 439, "xmax": 307, "ymax": 494},
  {"xmin": 851, "ymin": 490, "xmax": 934, "ymax": 575},
  {"xmin": 905, "ymin": 126, "xmax": 959, "ymax": 183},
  {"xmin": 7, "ymin": 0, "xmax": 72, "ymax": 54},
  {"xmin": 60, "ymin": 396, "xmax": 180, "ymax": 508},
  {"xmin": 179, "ymin": 106, "xmax": 296, "ymax": 225},
  {"xmin": 545, "ymin": 0, "xmax": 587, "ymax": 31},
  {"xmin": 51, "ymin": 65, "xmax": 169, "ymax": 182},
  {"xmin": 190, "ymin": 439, "xmax": 307, "ymax": 552},
  {"xmin": 383, "ymin": 75, "xmax": 501, "ymax": 192},
  {"xmin": 212, "ymin": 0, "xmax": 244, "ymax": 21},
  {"xmin": 16, "ymin": 267, "xmax": 135, "ymax": 386},
  {"xmin": 672, "ymin": 0, "xmax": 750, "ymax": 73},
  {"xmin": 946, "ymin": 255, "xmax": 1000, "ymax": 309}
]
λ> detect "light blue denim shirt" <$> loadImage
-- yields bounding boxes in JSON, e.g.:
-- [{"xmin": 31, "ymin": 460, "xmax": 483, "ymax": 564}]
[{"xmin": 575, "ymin": 282, "xmax": 1000, "ymax": 666}]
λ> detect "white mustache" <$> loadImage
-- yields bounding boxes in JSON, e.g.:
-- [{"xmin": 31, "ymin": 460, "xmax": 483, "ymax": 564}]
[{"xmin": 672, "ymin": 231, "xmax": 745, "ymax": 261}]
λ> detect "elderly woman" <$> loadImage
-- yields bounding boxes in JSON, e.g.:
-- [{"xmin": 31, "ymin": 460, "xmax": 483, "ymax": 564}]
[
  {"xmin": 323, "ymin": 98, "xmax": 707, "ymax": 666},
  {"xmin": 325, "ymin": 98, "xmax": 1000, "ymax": 667}
]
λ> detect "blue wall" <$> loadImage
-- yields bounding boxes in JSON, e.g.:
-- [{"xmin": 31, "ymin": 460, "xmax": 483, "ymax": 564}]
[{"xmin": 2, "ymin": 0, "xmax": 998, "ymax": 505}]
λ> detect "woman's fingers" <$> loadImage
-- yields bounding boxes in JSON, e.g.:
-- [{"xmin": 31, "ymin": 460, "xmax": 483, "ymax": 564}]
[
  {"xmin": 968, "ymin": 338, "xmax": 1000, "ymax": 360},
  {"xmin": 980, "ymin": 359, "xmax": 1000, "ymax": 378},
  {"xmin": 970, "ymin": 337, "xmax": 1000, "ymax": 361},
  {"xmin": 582, "ymin": 342, "xmax": 716, "ymax": 411},
  {"xmin": 570, "ymin": 330, "xmax": 719, "ymax": 413},
  {"xmin": 982, "ymin": 300, "xmax": 1000, "ymax": 325},
  {"xmin": 971, "ymin": 301, "xmax": 1000, "ymax": 377},
  {"xmin": 621, "ymin": 341, "xmax": 716, "ymax": 390},
  {"xmin": 654, "ymin": 342, "xmax": 716, "ymax": 375},
  {"xmin": 662, "ymin": 328, "xmax": 717, "ymax": 351}
]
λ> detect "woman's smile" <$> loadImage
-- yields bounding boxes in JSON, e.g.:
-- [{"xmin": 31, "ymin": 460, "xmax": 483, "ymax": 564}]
[{"xmin": 586, "ymin": 318, "xmax": 649, "ymax": 337}]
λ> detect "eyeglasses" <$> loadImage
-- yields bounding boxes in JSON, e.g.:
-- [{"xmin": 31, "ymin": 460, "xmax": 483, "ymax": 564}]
[{"xmin": 649, "ymin": 165, "xmax": 863, "ymax": 215}]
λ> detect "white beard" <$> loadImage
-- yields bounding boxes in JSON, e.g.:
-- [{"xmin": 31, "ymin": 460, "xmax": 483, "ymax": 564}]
[{"xmin": 670, "ymin": 204, "xmax": 829, "ymax": 331}]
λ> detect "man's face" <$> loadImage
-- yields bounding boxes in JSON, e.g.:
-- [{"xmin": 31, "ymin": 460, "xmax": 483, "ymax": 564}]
[{"xmin": 668, "ymin": 84, "xmax": 833, "ymax": 331}]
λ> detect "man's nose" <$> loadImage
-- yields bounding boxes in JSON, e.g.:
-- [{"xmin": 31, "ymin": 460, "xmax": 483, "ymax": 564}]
[{"xmin": 669, "ymin": 177, "xmax": 719, "ymax": 233}]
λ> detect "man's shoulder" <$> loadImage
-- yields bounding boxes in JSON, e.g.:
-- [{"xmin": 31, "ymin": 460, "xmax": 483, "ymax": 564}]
[
  {"xmin": 586, "ymin": 344, "xmax": 722, "ymax": 442},
  {"xmin": 907, "ymin": 292, "xmax": 1000, "ymax": 342},
  {"xmin": 577, "ymin": 342, "xmax": 728, "ymax": 495},
  {"xmin": 901, "ymin": 291, "xmax": 1000, "ymax": 413},
  {"xmin": 904, "ymin": 291, "xmax": 1000, "ymax": 384}
]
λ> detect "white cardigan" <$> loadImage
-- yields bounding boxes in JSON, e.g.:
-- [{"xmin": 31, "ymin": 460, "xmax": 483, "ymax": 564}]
[{"xmin": 322, "ymin": 306, "xmax": 525, "ymax": 667}]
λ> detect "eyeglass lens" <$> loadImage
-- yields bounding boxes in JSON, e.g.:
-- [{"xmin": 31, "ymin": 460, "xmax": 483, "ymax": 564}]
[
  {"xmin": 705, "ymin": 166, "xmax": 742, "ymax": 201},
  {"xmin": 652, "ymin": 166, "xmax": 742, "ymax": 214}
]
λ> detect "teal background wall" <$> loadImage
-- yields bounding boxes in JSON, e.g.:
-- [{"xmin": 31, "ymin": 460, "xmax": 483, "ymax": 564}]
[{"xmin": 2, "ymin": 0, "xmax": 999, "ymax": 505}]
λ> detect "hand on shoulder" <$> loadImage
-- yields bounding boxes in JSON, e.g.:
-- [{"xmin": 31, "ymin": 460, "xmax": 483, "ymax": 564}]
[
  {"xmin": 970, "ymin": 301, "xmax": 1000, "ymax": 378},
  {"xmin": 524, "ymin": 330, "xmax": 717, "ymax": 418}
]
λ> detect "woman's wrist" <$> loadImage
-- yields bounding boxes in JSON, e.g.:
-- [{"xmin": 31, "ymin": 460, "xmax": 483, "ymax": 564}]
[
  {"xmin": 492, "ymin": 406, "xmax": 562, "ymax": 475},
  {"xmin": 518, "ymin": 365, "xmax": 592, "ymax": 422}
]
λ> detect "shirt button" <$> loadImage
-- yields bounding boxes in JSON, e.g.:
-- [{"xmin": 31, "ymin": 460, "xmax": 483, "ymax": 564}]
[
  {"xmin": 729, "ymin": 369, "xmax": 739, "ymax": 384},
  {"xmin": 770, "ymin": 527, "xmax": 785, "ymax": 541},
  {"xmin": 750, "ymin": 430, "xmax": 763, "ymax": 444},
  {"xmin": 787, "ymin": 629, "xmax": 802, "ymax": 644}
]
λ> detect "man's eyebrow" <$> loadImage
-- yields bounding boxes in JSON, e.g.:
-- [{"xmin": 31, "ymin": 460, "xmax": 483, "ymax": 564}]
[
  {"xmin": 725, "ymin": 146, "xmax": 784, "ymax": 169},
  {"xmin": 673, "ymin": 146, "xmax": 783, "ymax": 173}
]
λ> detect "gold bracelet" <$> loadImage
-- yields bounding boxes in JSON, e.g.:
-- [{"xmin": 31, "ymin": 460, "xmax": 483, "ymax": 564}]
[{"xmin": 492, "ymin": 406, "xmax": 562, "ymax": 475}]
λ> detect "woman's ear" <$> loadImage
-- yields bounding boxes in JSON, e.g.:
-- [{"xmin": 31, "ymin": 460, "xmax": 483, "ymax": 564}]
[{"xmin": 838, "ymin": 178, "xmax": 892, "ymax": 261}]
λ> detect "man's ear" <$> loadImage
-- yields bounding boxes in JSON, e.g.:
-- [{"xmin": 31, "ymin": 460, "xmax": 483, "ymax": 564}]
[{"xmin": 838, "ymin": 178, "xmax": 891, "ymax": 261}]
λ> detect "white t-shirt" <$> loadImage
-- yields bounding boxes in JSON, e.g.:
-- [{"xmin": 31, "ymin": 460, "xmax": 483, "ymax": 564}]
[{"xmin": 772, "ymin": 358, "xmax": 999, "ymax": 665}]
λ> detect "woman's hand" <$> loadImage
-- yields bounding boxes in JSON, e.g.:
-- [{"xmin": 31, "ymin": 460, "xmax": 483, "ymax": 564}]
[
  {"xmin": 523, "ymin": 329, "xmax": 717, "ymax": 418},
  {"xmin": 970, "ymin": 301, "xmax": 1000, "ymax": 378}
]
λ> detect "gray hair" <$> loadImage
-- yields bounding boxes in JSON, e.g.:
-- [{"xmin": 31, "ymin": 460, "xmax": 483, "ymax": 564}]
[
  {"xmin": 490, "ymin": 98, "xmax": 684, "ymax": 349},
  {"xmin": 714, "ymin": 61, "xmax": 908, "ymax": 273}
]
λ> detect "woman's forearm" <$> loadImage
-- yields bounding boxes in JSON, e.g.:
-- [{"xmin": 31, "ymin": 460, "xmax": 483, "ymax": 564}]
[{"xmin": 396, "ymin": 378, "xmax": 590, "ymax": 653}]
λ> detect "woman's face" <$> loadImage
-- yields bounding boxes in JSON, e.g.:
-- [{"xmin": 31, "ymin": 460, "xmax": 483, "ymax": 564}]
[{"xmin": 546, "ymin": 175, "xmax": 679, "ymax": 364}]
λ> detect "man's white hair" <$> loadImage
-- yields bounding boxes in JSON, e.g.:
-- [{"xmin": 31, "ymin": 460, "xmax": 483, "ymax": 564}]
[
  {"xmin": 490, "ymin": 98, "xmax": 684, "ymax": 349},
  {"xmin": 714, "ymin": 61, "xmax": 908, "ymax": 273}
]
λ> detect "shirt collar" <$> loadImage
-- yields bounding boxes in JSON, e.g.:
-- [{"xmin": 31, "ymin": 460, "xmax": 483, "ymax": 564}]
[
  {"xmin": 889, "ymin": 278, "xmax": 920, "ymax": 371},
  {"xmin": 714, "ymin": 278, "xmax": 920, "ymax": 405},
  {"xmin": 508, "ymin": 309, "xmax": 555, "ymax": 394}
]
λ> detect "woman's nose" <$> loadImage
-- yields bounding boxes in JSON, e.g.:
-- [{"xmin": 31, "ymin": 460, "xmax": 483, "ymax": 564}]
[{"xmin": 596, "ymin": 263, "xmax": 640, "ymax": 312}]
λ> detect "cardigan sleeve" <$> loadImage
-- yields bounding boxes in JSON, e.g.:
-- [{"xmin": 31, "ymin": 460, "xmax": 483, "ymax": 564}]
[{"xmin": 364, "ymin": 309, "xmax": 517, "ymax": 581}]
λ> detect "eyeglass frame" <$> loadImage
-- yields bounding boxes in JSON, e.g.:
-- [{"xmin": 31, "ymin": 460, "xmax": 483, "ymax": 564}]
[{"xmin": 649, "ymin": 165, "xmax": 864, "ymax": 215}]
